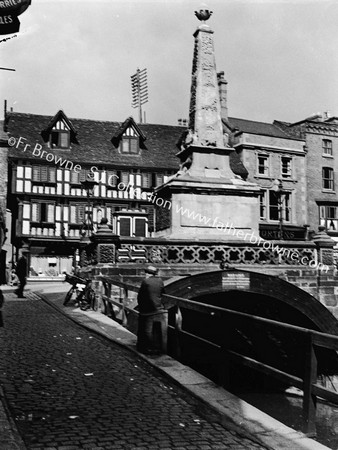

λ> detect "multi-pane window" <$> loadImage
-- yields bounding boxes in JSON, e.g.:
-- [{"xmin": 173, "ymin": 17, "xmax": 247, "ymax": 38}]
[
  {"xmin": 70, "ymin": 171, "xmax": 80, "ymax": 185},
  {"xmin": 281, "ymin": 157, "xmax": 292, "ymax": 178},
  {"xmin": 121, "ymin": 137, "xmax": 138, "ymax": 154},
  {"xmin": 107, "ymin": 170, "xmax": 118, "ymax": 187},
  {"xmin": 50, "ymin": 120, "xmax": 70, "ymax": 149},
  {"xmin": 117, "ymin": 215, "xmax": 147, "ymax": 237},
  {"xmin": 322, "ymin": 167, "xmax": 334, "ymax": 190},
  {"xmin": 257, "ymin": 155, "xmax": 269, "ymax": 176},
  {"xmin": 152, "ymin": 173, "xmax": 164, "ymax": 187},
  {"xmin": 70, "ymin": 169, "xmax": 92, "ymax": 185},
  {"xmin": 31, "ymin": 203, "xmax": 55, "ymax": 222},
  {"xmin": 135, "ymin": 217, "xmax": 147, "ymax": 237},
  {"xmin": 268, "ymin": 190, "xmax": 291, "ymax": 222},
  {"xmin": 322, "ymin": 139, "xmax": 333, "ymax": 156},
  {"xmin": 22, "ymin": 203, "xmax": 30, "ymax": 234},
  {"xmin": 51, "ymin": 130, "xmax": 70, "ymax": 149},
  {"xmin": 119, "ymin": 171, "xmax": 129, "ymax": 185},
  {"xmin": 70, "ymin": 204, "xmax": 85, "ymax": 224},
  {"xmin": 259, "ymin": 191, "xmax": 267, "ymax": 220},
  {"xmin": 15, "ymin": 166, "xmax": 32, "ymax": 193},
  {"xmin": 269, "ymin": 191, "xmax": 279, "ymax": 221},
  {"xmin": 120, "ymin": 127, "xmax": 139, "ymax": 154},
  {"xmin": 284, "ymin": 193, "xmax": 291, "ymax": 222},
  {"xmin": 141, "ymin": 172, "xmax": 151, "ymax": 188},
  {"xmin": 119, "ymin": 217, "xmax": 132, "ymax": 236},
  {"xmin": 319, "ymin": 205, "xmax": 338, "ymax": 231},
  {"xmin": 32, "ymin": 166, "xmax": 56, "ymax": 183}
]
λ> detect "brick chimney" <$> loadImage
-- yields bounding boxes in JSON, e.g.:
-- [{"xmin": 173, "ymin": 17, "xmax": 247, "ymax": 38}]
[{"xmin": 217, "ymin": 71, "xmax": 228, "ymax": 120}]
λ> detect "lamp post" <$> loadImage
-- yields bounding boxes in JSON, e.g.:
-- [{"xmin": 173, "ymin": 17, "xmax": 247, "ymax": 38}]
[
  {"xmin": 79, "ymin": 179, "xmax": 97, "ymax": 265},
  {"xmin": 272, "ymin": 179, "xmax": 286, "ymax": 240}
]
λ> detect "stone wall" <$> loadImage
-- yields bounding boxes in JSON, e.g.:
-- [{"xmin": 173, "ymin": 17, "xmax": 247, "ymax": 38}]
[
  {"xmin": 81, "ymin": 261, "xmax": 338, "ymax": 319},
  {"xmin": 237, "ymin": 132, "xmax": 307, "ymax": 229}
]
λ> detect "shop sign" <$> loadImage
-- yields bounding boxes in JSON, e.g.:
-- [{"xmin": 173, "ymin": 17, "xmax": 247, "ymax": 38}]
[{"xmin": 0, "ymin": 0, "xmax": 31, "ymax": 35}]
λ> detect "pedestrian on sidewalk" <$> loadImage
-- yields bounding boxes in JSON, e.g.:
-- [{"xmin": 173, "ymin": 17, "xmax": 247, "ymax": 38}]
[
  {"xmin": 15, "ymin": 249, "xmax": 28, "ymax": 298},
  {"xmin": 137, "ymin": 265, "xmax": 166, "ymax": 355}
]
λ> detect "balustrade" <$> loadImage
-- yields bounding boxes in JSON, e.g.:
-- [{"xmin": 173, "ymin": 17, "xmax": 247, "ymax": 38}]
[{"xmin": 116, "ymin": 239, "xmax": 317, "ymax": 266}]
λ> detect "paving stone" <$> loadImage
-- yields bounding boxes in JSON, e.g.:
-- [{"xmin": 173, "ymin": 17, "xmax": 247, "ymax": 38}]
[{"xmin": 0, "ymin": 292, "xmax": 268, "ymax": 450}]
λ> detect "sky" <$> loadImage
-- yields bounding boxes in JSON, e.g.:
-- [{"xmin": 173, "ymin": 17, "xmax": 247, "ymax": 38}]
[{"xmin": 1, "ymin": 0, "xmax": 338, "ymax": 126}]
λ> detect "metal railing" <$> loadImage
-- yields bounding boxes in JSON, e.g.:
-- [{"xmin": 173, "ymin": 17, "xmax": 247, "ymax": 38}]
[{"xmin": 95, "ymin": 275, "xmax": 338, "ymax": 436}]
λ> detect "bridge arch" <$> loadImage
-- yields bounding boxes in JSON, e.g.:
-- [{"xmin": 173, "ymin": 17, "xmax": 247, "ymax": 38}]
[
  {"xmin": 164, "ymin": 269, "xmax": 338, "ymax": 379},
  {"xmin": 165, "ymin": 268, "xmax": 338, "ymax": 335}
]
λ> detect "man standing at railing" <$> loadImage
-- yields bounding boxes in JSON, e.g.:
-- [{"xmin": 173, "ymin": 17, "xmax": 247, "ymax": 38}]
[{"xmin": 137, "ymin": 265, "xmax": 167, "ymax": 355}]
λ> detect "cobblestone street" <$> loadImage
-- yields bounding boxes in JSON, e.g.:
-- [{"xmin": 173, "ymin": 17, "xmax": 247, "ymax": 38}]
[{"xmin": 0, "ymin": 292, "xmax": 267, "ymax": 450}]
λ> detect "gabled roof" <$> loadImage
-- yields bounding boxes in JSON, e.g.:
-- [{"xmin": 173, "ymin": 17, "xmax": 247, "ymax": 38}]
[
  {"xmin": 41, "ymin": 109, "xmax": 78, "ymax": 144},
  {"xmin": 5, "ymin": 111, "xmax": 250, "ymax": 179},
  {"xmin": 5, "ymin": 112, "xmax": 185, "ymax": 170},
  {"xmin": 112, "ymin": 116, "xmax": 146, "ymax": 141},
  {"xmin": 228, "ymin": 117, "xmax": 300, "ymax": 140},
  {"xmin": 43, "ymin": 109, "xmax": 76, "ymax": 133}
]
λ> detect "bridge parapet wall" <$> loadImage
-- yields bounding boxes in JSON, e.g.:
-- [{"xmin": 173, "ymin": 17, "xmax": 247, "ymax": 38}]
[{"xmin": 82, "ymin": 227, "xmax": 338, "ymax": 317}]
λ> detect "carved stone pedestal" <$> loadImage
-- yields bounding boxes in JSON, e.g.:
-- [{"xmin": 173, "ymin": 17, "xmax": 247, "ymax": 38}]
[
  {"xmin": 312, "ymin": 226, "xmax": 335, "ymax": 267},
  {"xmin": 91, "ymin": 218, "xmax": 120, "ymax": 265}
]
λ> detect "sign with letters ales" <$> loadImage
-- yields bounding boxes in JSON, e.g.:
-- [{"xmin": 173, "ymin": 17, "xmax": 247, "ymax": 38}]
[{"xmin": 0, "ymin": 0, "xmax": 31, "ymax": 35}]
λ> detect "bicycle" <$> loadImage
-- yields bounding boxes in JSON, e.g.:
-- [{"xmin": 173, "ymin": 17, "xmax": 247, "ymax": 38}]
[
  {"xmin": 77, "ymin": 279, "xmax": 96, "ymax": 311},
  {"xmin": 64, "ymin": 274, "xmax": 96, "ymax": 310}
]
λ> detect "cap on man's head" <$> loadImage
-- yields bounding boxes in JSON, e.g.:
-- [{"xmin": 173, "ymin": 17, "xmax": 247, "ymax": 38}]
[{"xmin": 145, "ymin": 265, "xmax": 158, "ymax": 275}]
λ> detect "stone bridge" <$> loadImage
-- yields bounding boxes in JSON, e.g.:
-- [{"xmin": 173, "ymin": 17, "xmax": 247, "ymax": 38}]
[{"xmin": 81, "ymin": 224, "xmax": 338, "ymax": 322}]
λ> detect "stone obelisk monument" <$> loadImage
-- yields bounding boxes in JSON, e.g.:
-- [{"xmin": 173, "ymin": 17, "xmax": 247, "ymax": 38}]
[{"xmin": 154, "ymin": 9, "xmax": 260, "ymax": 240}]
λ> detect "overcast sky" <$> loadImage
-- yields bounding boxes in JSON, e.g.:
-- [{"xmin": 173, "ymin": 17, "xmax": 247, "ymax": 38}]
[{"xmin": 1, "ymin": 0, "xmax": 338, "ymax": 126}]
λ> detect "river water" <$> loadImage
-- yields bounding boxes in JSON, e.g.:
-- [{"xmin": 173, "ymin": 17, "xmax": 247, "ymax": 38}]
[{"xmin": 233, "ymin": 388, "xmax": 338, "ymax": 449}]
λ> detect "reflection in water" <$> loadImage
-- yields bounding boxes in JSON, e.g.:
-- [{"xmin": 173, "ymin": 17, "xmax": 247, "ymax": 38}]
[{"xmin": 235, "ymin": 388, "xmax": 338, "ymax": 450}]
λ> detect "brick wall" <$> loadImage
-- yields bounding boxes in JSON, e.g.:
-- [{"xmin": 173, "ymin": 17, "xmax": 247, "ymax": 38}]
[{"xmin": 305, "ymin": 131, "xmax": 338, "ymax": 232}]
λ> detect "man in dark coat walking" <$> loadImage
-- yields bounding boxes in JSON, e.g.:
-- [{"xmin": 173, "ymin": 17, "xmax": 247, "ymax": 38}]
[
  {"xmin": 15, "ymin": 249, "xmax": 28, "ymax": 298},
  {"xmin": 137, "ymin": 265, "xmax": 166, "ymax": 354}
]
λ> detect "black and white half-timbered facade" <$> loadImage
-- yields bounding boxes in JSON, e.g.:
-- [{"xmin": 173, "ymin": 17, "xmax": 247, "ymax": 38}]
[{"xmin": 5, "ymin": 110, "xmax": 183, "ymax": 274}]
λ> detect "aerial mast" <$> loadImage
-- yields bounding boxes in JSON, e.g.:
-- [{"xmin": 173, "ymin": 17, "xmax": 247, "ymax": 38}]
[{"xmin": 131, "ymin": 68, "xmax": 148, "ymax": 123}]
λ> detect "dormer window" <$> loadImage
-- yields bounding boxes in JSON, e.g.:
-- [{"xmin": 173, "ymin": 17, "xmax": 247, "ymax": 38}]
[
  {"xmin": 51, "ymin": 129, "xmax": 70, "ymax": 149},
  {"xmin": 50, "ymin": 120, "xmax": 70, "ymax": 149},
  {"xmin": 112, "ymin": 117, "xmax": 145, "ymax": 154},
  {"xmin": 120, "ymin": 127, "xmax": 139, "ymax": 154},
  {"xmin": 42, "ymin": 111, "xmax": 77, "ymax": 149}
]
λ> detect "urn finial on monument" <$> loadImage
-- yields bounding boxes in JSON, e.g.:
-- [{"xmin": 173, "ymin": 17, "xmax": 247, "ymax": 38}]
[{"xmin": 195, "ymin": 7, "xmax": 213, "ymax": 23}]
